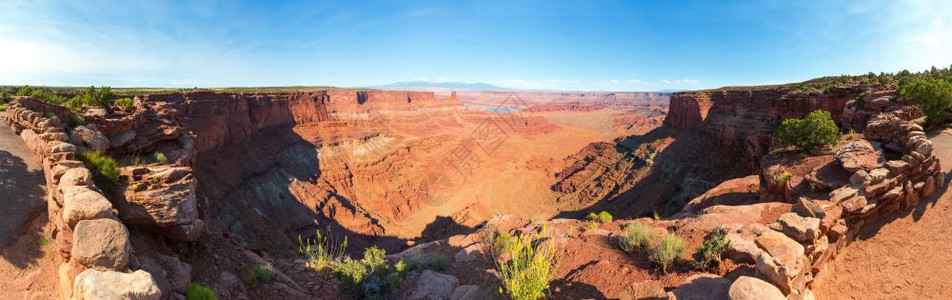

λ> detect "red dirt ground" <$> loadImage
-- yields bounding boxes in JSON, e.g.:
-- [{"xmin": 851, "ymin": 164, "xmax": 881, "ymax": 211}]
[{"xmin": 811, "ymin": 130, "xmax": 952, "ymax": 299}]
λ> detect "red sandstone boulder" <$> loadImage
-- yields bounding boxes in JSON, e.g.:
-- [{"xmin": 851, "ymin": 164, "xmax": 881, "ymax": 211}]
[
  {"xmin": 833, "ymin": 140, "xmax": 884, "ymax": 172},
  {"xmin": 117, "ymin": 166, "xmax": 203, "ymax": 241},
  {"xmin": 682, "ymin": 175, "xmax": 760, "ymax": 214}
]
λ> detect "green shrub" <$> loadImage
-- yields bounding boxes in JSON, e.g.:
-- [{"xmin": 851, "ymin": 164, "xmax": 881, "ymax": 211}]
[
  {"xmin": 187, "ymin": 283, "xmax": 217, "ymax": 300},
  {"xmin": 114, "ymin": 97, "xmax": 134, "ymax": 108},
  {"xmin": 618, "ymin": 222, "xmax": 654, "ymax": 252},
  {"xmin": 154, "ymin": 152, "xmax": 168, "ymax": 164},
  {"xmin": 693, "ymin": 229, "xmax": 730, "ymax": 271},
  {"xmin": 297, "ymin": 229, "xmax": 348, "ymax": 271},
  {"xmin": 331, "ymin": 246, "xmax": 407, "ymax": 298},
  {"xmin": 899, "ymin": 78, "xmax": 952, "ymax": 127},
  {"xmin": 0, "ymin": 90, "xmax": 9, "ymax": 103},
  {"xmin": 778, "ymin": 170, "xmax": 793, "ymax": 186},
  {"xmin": 333, "ymin": 259, "xmax": 367, "ymax": 293},
  {"xmin": 62, "ymin": 86, "xmax": 113, "ymax": 112},
  {"xmin": 586, "ymin": 211, "xmax": 613, "ymax": 223},
  {"xmin": 776, "ymin": 110, "xmax": 839, "ymax": 152},
  {"xmin": 583, "ymin": 222, "xmax": 599, "ymax": 231},
  {"xmin": 649, "ymin": 233, "xmax": 686, "ymax": 273},
  {"xmin": 495, "ymin": 227, "xmax": 557, "ymax": 300},
  {"xmin": 0, "ymin": 104, "xmax": 5, "ymax": 112},
  {"xmin": 78, "ymin": 150, "xmax": 120, "ymax": 192},
  {"xmin": 429, "ymin": 252, "xmax": 448, "ymax": 271},
  {"xmin": 17, "ymin": 85, "xmax": 34, "ymax": 96},
  {"xmin": 489, "ymin": 232, "xmax": 519, "ymax": 260},
  {"xmin": 404, "ymin": 251, "xmax": 449, "ymax": 271},
  {"xmin": 246, "ymin": 263, "xmax": 272, "ymax": 286}
]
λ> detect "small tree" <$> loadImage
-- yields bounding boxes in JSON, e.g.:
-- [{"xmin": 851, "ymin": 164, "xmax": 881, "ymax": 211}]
[
  {"xmin": 899, "ymin": 78, "xmax": 952, "ymax": 127},
  {"xmin": 775, "ymin": 110, "xmax": 840, "ymax": 152}
]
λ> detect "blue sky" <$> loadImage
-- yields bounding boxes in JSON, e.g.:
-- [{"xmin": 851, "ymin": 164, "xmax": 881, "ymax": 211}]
[{"xmin": 0, "ymin": 0, "xmax": 950, "ymax": 91}]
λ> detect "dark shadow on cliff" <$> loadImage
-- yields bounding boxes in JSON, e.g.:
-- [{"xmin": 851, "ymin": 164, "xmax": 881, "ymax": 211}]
[
  {"xmin": 0, "ymin": 149, "xmax": 47, "ymax": 268},
  {"xmin": 552, "ymin": 125, "xmax": 761, "ymax": 221}
]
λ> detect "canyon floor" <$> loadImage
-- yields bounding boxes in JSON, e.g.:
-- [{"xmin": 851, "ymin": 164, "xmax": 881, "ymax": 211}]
[{"xmin": 812, "ymin": 129, "xmax": 952, "ymax": 299}]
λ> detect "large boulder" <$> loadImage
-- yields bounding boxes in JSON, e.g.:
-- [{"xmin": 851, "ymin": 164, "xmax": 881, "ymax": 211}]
[
  {"xmin": 69, "ymin": 124, "xmax": 110, "ymax": 152},
  {"xmin": 754, "ymin": 230, "xmax": 806, "ymax": 293},
  {"xmin": 769, "ymin": 213, "xmax": 820, "ymax": 242},
  {"xmin": 670, "ymin": 274, "xmax": 731, "ymax": 300},
  {"xmin": 410, "ymin": 270, "xmax": 459, "ymax": 300},
  {"xmin": 681, "ymin": 175, "xmax": 760, "ymax": 214},
  {"xmin": 834, "ymin": 140, "xmax": 885, "ymax": 172},
  {"xmin": 61, "ymin": 186, "xmax": 115, "ymax": 228},
  {"xmin": 72, "ymin": 269, "xmax": 161, "ymax": 300},
  {"xmin": 728, "ymin": 276, "xmax": 786, "ymax": 300},
  {"xmin": 138, "ymin": 253, "xmax": 192, "ymax": 298},
  {"xmin": 117, "ymin": 166, "xmax": 203, "ymax": 241},
  {"xmin": 71, "ymin": 218, "xmax": 132, "ymax": 270}
]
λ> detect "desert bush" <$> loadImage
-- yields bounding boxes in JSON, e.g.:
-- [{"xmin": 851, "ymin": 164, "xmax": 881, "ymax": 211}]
[
  {"xmin": 246, "ymin": 263, "xmax": 272, "ymax": 286},
  {"xmin": 114, "ymin": 97, "xmax": 134, "ymax": 108},
  {"xmin": 494, "ymin": 226, "xmax": 558, "ymax": 300},
  {"xmin": 17, "ymin": 85, "xmax": 34, "ymax": 96},
  {"xmin": 778, "ymin": 170, "xmax": 793, "ymax": 187},
  {"xmin": 0, "ymin": 90, "xmax": 9, "ymax": 103},
  {"xmin": 649, "ymin": 233, "xmax": 686, "ymax": 273},
  {"xmin": 899, "ymin": 78, "xmax": 952, "ymax": 127},
  {"xmin": 297, "ymin": 229, "xmax": 348, "ymax": 271},
  {"xmin": 154, "ymin": 152, "xmax": 168, "ymax": 164},
  {"xmin": 586, "ymin": 211, "xmax": 613, "ymax": 223},
  {"xmin": 187, "ymin": 283, "xmax": 217, "ymax": 300},
  {"xmin": 583, "ymin": 222, "xmax": 599, "ymax": 231},
  {"xmin": 333, "ymin": 259, "xmax": 367, "ymax": 293},
  {"xmin": 489, "ymin": 232, "xmax": 520, "ymax": 260},
  {"xmin": 776, "ymin": 110, "xmax": 839, "ymax": 152},
  {"xmin": 78, "ymin": 150, "xmax": 120, "ymax": 192},
  {"xmin": 693, "ymin": 229, "xmax": 730, "ymax": 271},
  {"xmin": 618, "ymin": 222, "xmax": 654, "ymax": 252},
  {"xmin": 405, "ymin": 251, "xmax": 448, "ymax": 271},
  {"xmin": 332, "ymin": 246, "xmax": 407, "ymax": 298}
]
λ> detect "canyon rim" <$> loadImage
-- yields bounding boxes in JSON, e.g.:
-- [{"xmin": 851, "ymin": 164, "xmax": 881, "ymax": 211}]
[{"xmin": 1, "ymin": 1, "xmax": 952, "ymax": 300}]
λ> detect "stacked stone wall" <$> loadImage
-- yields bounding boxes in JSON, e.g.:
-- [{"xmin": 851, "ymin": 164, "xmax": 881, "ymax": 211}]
[{"xmin": 3, "ymin": 97, "xmax": 161, "ymax": 299}]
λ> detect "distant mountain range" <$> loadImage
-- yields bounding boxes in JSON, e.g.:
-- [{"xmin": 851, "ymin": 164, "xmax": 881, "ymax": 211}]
[{"xmin": 371, "ymin": 81, "xmax": 510, "ymax": 91}]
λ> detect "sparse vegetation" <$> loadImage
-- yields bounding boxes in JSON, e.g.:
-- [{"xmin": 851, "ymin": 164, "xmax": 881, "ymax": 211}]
[
  {"xmin": 0, "ymin": 90, "xmax": 9, "ymax": 103},
  {"xmin": 489, "ymin": 231, "xmax": 519, "ymax": 260},
  {"xmin": 586, "ymin": 211, "xmax": 613, "ymax": 224},
  {"xmin": 187, "ymin": 283, "xmax": 218, "ymax": 300},
  {"xmin": 618, "ymin": 222, "xmax": 654, "ymax": 252},
  {"xmin": 297, "ymin": 229, "xmax": 348, "ymax": 271},
  {"xmin": 776, "ymin": 110, "xmax": 840, "ymax": 152},
  {"xmin": 246, "ymin": 263, "xmax": 273, "ymax": 286},
  {"xmin": 114, "ymin": 97, "xmax": 134, "ymax": 108},
  {"xmin": 154, "ymin": 152, "xmax": 168, "ymax": 164},
  {"xmin": 693, "ymin": 228, "xmax": 730, "ymax": 271},
  {"xmin": 491, "ymin": 227, "xmax": 558, "ymax": 300},
  {"xmin": 78, "ymin": 150, "xmax": 120, "ymax": 192},
  {"xmin": 332, "ymin": 246, "xmax": 407, "ymax": 298},
  {"xmin": 778, "ymin": 170, "xmax": 793, "ymax": 187},
  {"xmin": 15, "ymin": 85, "xmax": 114, "ymax": 112},
  {"xmin": 649, "ymin": 233, "xmax": 686, "ymax": 273},
  {"xmin": 583, "ymin": 222, "xmax": 599, "ymax": 231},
  {"xmin": 899, "ymin": 78, "xmax": 952, "ymax": 128}
]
